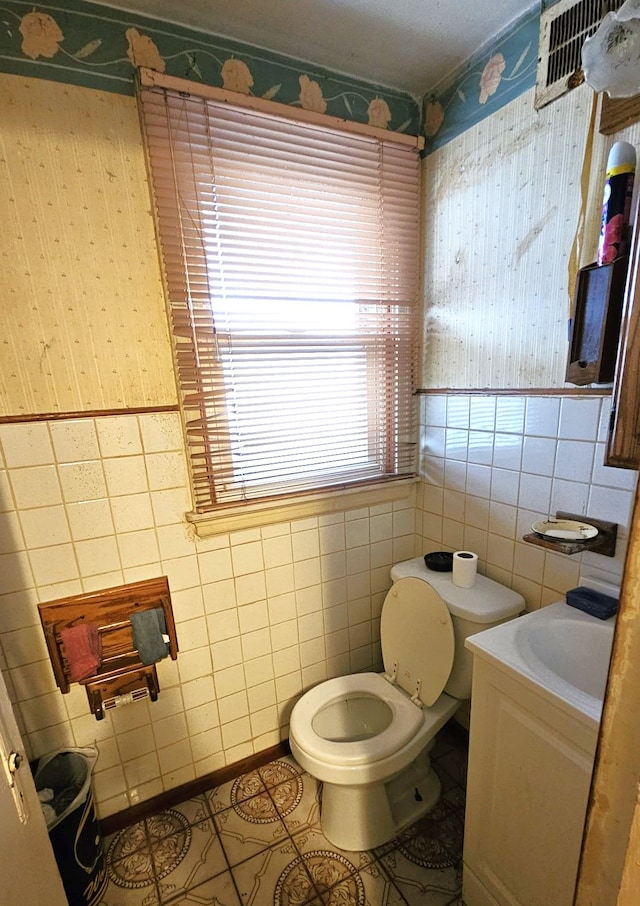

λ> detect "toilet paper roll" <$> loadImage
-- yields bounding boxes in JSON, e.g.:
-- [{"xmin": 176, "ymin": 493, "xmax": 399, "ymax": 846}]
[{"xmin": 452, "ymin": 550, "xmax": 478, "ymax": 588}]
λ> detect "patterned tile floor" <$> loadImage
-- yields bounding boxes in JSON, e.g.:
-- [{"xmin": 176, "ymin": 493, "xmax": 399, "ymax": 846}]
[{"xmin": 99, "ymin": 723, "xmax": 467, "ymax": 906}]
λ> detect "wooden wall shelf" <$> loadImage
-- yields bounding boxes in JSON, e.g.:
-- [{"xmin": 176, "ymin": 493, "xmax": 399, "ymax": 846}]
[
  {"xmin": 38, "ymin": 576, "xmax": 178, "ymax": 720},
  {"xmin": 566, "ymin": 257, "xmax": 628, "ymax": 386},
  {"xmin": 600, "ymin": 92, "xmax": 640, "ymax": 135},
  {"xmin": 523, "ymin": 511, "xmax": 617, "ymax": 557}
]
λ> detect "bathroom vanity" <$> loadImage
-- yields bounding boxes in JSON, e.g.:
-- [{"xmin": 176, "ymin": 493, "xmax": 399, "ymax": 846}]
[{"xmin": 462, "ymin": 602, "xmax": 615, "ymax": 906}]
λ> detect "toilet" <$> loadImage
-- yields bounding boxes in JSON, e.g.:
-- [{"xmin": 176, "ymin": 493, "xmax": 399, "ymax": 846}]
[{"xmin": 289, "ymin": 556, "xmax": 524, "ymax": 851}]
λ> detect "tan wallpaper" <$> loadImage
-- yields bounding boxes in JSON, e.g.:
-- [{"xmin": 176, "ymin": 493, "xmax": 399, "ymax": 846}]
[
  {"xmin": 0, "ymin": 73, "xmax": 177, "ymax": 416},
  {"xmin": 421, "ymin": 84, "xmax": 640, "ymax": 390}
]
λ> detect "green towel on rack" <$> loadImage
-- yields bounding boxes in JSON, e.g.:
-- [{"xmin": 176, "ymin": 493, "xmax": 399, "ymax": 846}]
[{"xmin": 130, "ymin": 608, "xmax": 169, "ymax": 665}]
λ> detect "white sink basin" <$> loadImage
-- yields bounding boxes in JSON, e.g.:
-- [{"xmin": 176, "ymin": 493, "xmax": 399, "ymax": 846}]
[
  {"xmin": 463, "ymin": 599, "xmax": 617, "ymax": 906},
  {"xmin": 466, "ymin": 600, "xmax": 616, "ymax": 725},
  {"xmin": 516, "ymin": 615, "xmax": 614, "ymax": 701}
]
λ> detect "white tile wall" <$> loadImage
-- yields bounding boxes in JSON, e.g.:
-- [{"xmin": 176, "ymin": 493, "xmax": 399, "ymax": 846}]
[
  {"xmin": 418, "ymin": 394, "xmax": 637, "ymax": 611},
  {"xmin": 1, "ymin": 398, "xmax": 635, "ymax": 818},
  {"xmin": 0, "ymin": 412, "xmax": 417, "ymax": 817}
]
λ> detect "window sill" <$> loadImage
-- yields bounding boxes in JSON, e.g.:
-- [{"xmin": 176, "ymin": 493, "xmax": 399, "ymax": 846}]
[{"xmin": 186, "ymin": 478, "xmax": 418, "ymax": 538}]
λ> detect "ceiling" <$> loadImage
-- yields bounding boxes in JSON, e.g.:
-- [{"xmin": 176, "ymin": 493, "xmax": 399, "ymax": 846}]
[{"xmin": 93, "ymin": 0, "xmax": 538, "ymax": 97}]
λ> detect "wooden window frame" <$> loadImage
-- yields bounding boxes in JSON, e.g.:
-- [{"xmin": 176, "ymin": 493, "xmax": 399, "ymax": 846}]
[{"xmin": 136, "ymin": 68, "xmax": 422, "ymax": 533}]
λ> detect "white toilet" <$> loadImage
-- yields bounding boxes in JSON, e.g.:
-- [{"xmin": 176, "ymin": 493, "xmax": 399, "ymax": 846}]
[{"xmin": 289, "ymin": 556, "xmax": 524, "ymax": 851}]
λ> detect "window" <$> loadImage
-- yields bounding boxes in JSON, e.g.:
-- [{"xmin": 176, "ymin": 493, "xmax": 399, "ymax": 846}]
[{"xmin": 137, "ymin": 70, "xmax": 421, "ymax": 519}]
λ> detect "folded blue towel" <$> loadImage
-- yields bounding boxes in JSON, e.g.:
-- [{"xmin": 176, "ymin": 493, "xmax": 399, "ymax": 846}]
[
  {"xmin": 566, "ymin": 586, "xmax": 618, "ymax": 620},
  {"xmin": 130, "ymin": 607, "xmax": 169, "ymax": 665}
]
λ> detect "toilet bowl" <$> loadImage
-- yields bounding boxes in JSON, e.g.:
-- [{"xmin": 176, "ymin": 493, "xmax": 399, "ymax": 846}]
[{"xmin": 289, "ymin": 556, "xmax": 524, "ymax": 851}]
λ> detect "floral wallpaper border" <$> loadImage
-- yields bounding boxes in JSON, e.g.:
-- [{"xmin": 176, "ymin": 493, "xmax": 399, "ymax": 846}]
[
  {"xmin": 0, "ymin": 0, "xmax": 420, "ymax": 135},
  {"xmin": 422, "ymin": 4, "xmax": 540, "ymax": 155}
]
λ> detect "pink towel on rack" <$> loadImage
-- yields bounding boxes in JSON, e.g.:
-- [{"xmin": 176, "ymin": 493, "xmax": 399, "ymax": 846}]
[{"xmin": 60, "ymin": 623, "xmax": 102, "ymax": 682}]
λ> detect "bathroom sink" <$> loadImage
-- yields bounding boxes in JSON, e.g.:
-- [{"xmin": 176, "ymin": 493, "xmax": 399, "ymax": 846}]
[
  {"xmin": 516, "ymin": 616, "xmax": 614, "ymax": 700},
  {"xmin": 463, "ymin": 598, "xmax": 617, "ymax": 906},
  {"xmin": 465, "ymin": 599, "xmax": 616, "ymax": 725}
]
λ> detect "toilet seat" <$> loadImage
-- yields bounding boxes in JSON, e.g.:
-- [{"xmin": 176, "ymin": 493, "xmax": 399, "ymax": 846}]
[
  {"xmin": 289, "ymin": 673, "xmax": 423, "ymax": 766},
  {"xmin": 381, "ymin": 576, "xmax": 455, "ymax": 707},
  {"xmin": 288, "ymin": 557, "xmax": 524, "ymax": 851},
  {"xmin": 290, "ymin": 578, "xmax": 457, "ymax": 770}
]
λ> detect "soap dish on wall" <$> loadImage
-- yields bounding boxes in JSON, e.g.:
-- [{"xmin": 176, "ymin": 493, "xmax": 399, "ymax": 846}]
[
  {"xmin": 523, "ymin": 511, "xmax": 617, "ymax": 557},
  {"xmin": 531, "ymin": 519, "xmax": 598, "ymax": 541}
]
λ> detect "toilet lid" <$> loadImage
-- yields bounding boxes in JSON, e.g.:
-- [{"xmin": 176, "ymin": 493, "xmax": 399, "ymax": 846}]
[{"xmin": 381, "ymin": 577, "xmax": 454, "ymax": 707}]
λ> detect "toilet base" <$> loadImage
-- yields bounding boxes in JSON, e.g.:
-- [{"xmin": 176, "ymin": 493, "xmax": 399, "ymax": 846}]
[{"xmin": 319, "ymin": 746, "xmax": 441, "ymax": 851}]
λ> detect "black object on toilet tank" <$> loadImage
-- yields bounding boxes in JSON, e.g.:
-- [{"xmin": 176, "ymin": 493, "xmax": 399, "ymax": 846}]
[{"xmin": 424, "ymin": 551, "xmax": 454, "ymax": 572}]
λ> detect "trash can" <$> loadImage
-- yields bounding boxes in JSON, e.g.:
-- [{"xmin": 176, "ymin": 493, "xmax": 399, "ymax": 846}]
[{"xmin": 34, "ymin": 748, "xmax": 107, "ymax": 906}]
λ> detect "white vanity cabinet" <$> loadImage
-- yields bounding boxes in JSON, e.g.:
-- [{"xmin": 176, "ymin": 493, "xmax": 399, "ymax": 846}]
[{"xmin": 462, "ymin": 653, "xmax": 599, "ymax": 906}]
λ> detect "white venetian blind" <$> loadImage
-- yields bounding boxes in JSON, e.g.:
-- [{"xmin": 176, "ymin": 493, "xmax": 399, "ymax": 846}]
[{"xmin": 137, "ymin": 72, "xmax": 420, "ymax": 513}]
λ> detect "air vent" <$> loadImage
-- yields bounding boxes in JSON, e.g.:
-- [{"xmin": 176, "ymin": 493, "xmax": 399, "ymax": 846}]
[{"xmin": 535, "ymin": 0, "xmax": 624, "ymax": 109}]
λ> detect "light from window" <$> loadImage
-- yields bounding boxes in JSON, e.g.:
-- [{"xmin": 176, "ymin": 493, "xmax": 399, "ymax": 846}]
[{"xmin": 137, "ymin": 72, "xmax": 421, "ymax": 513}]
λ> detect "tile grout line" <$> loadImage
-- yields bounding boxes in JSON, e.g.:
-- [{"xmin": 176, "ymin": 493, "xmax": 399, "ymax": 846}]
[{"xmin": 105, "ymin": 737, "xmax": 468, "ymax": 905}]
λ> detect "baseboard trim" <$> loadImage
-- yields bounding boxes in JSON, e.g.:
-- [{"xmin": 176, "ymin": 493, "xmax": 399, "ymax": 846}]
[{"xmin": 100, "ymin": 740, "xmax": 291, "ymax": 836}]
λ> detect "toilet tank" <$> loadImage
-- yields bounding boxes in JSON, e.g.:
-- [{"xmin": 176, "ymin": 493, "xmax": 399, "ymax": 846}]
[{"xmin": 390, "ymin": 557, "xmax": 524, "ymax": 699}]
